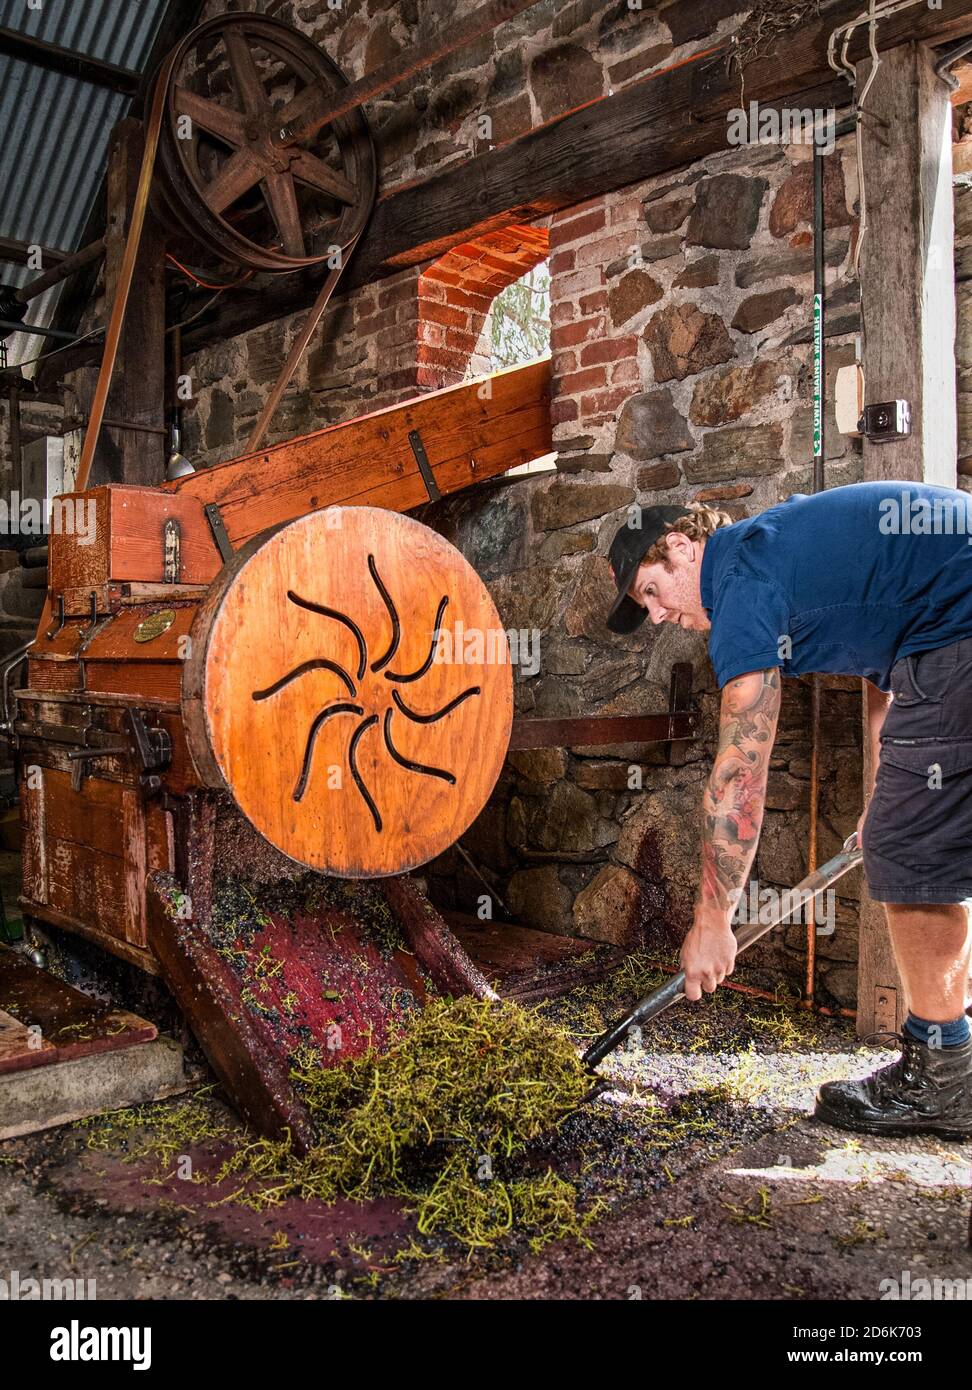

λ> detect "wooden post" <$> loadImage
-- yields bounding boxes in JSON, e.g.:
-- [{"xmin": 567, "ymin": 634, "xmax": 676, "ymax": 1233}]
[
  {"xmin": 855, "ymin": 42, "xmax": 958, "ymax": 1035},
  {"xmin": 97, "ymin": 117, "xmax": 166, "ymax": 487}
]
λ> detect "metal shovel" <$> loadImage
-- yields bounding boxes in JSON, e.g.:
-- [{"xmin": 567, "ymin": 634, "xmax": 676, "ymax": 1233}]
[{"xmin": 583, "ymin": 833, "xmax": 863, "ymax": 1070}]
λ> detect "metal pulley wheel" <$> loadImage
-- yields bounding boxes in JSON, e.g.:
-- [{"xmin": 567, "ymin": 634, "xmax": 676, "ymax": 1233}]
[{"xmin": 151, "ymin": 14, "xmax": 376, "ymax": 273}]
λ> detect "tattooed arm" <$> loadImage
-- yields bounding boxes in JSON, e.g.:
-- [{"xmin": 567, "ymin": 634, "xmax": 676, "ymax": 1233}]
[{"xmin": 681, "ymin": 667, "xmax": 782, "ymax": 1002}]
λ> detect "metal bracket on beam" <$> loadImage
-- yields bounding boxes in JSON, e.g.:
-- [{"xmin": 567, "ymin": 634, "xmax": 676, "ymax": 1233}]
[
  {"xmin": 81, "ymin": 590, "xmax": 105, "ymax": 637},
  {"xmin": 407, "ymin": 429, "xmax": 442, "ymax": 503},
  {"xmin": 203, "ymin": 503, "xmax": 234, "ymax": 564},
  {"xmin": 163, "ymin": 518, "xmax": 181, "ymax": 584},
  {"xmin": 935, "ymin": 35, "xmax": 972, "ymax": 90},
  {"xmin": 44, "ymin": 594, "xmax": 65, "ymax": 641}
]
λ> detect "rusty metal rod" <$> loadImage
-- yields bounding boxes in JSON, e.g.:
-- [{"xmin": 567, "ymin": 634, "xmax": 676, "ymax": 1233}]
[
  {"xmin": 244, "ymin": 234, "xmax": 361, "ymax": 453},
  {"xmin": 636, "ymin": 958, "xmax": 856, "ymax": 1018},
  {"xmin": 15, "ymin": 237, "xmax": 106, "ymax": 305},
  {"xmin": 807, "ymin": 678, "xmax": 821, "ymax": 1006},
  {"xmin": 66, "ymin": 409, "xmax": 166, "ymax": 435},
  {"xmin": 0, "ymin": 317, "xmax": 89, "ymax": 341},
  {"xmin": 273, "ymin": 0, "xmax": 544, "ymax": 147},
  {"xmin": 454, "ymin": 841, "xmax": 508, "ymax": 915},
  {"xmin": 806, "ymin": 131, "xmax": 828, "ymax": 1009}
]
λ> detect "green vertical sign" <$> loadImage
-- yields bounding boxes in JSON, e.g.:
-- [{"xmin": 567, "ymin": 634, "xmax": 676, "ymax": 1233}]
[{"xmin": 812, "ymin": 291, "xmax": 823, "ymax": 460}]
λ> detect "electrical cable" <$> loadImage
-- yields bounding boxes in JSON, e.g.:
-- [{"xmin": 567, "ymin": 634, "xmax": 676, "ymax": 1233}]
[
  {"xmin": 825, "ymin": 0, "xmax": 923, "ymax": 278},
  {"xmin": 828, "ymin": 0, "xmax": 925, "ymax": 81},
  {"xmin": 1, "ymin": 323, "xmax": 104, "ymax": 373},
  {"xmin": 164, "ymin": 251, "xmax": 255, "ymax": 291},
  {"xmin": 164, "ymin": 289, "xmax": 224, "ymax": 335},
  {"xmin": 853, "ymin": 0, "xmax": 881, "ymax": 277}
]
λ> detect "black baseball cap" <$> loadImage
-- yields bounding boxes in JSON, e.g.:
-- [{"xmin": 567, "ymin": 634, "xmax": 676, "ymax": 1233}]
[{"xmin": 605, "ymin": 504, "xmax": 692, "ymax": 633}]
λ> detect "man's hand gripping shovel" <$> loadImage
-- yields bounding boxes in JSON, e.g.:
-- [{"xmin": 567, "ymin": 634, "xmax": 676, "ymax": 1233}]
[{"xmin": 581, "ymin": 832, "xmax": 863, "ymax": 1077}]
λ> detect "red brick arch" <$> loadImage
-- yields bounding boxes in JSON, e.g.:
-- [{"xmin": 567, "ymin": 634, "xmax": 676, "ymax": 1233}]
[{"xmin": 416, "ymin": 225, "xmax": 549, "ymax": 390}]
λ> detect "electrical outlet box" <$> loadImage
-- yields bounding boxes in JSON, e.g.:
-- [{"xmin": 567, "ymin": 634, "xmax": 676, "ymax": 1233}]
[{"xmin": 859, "ymin": 399, "xmax": 911, "ymax": 444}]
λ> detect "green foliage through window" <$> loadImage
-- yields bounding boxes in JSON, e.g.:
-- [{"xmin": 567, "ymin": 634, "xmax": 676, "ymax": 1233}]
[{"xmin": 490, "ymin": 260, "xmax": 550, "ymax": 369}]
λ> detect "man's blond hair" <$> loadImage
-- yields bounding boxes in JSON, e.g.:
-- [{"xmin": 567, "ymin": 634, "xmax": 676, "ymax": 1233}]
[{"xmin": 642, "ymin": 502, "xmax": 734, "ymax": 569}]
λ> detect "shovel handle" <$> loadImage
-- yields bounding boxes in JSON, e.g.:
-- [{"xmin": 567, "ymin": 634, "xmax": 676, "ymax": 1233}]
[
  {"xmin": 582, "ymin": 833, "xmax": 862, "ymax": 1070},
  {"xmin": 583, "ymin": 970, "xmax": 687, "ymax": 1068}
]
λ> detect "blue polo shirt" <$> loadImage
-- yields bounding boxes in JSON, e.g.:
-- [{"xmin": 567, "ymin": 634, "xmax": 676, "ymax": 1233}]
[{"xmin": 699, "ymin": 481, "xmax": 972, "ymax": 691}]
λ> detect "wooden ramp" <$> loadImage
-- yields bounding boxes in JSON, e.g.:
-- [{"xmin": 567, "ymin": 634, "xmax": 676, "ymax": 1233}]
[
  {"xmin": 0, "ymin": 944, "xmax": 155, "ymax": 1075},
  {"xmin": 446, "ymin": 914, "xmax": 623, "ymax": 1004},
  {"xmin": 147, "ymin": 872, "xmax": 497, "ymax": 1154},
  {"xmin": 0, "ymin": 944, "xmax": 185, "ymax": 1139}
]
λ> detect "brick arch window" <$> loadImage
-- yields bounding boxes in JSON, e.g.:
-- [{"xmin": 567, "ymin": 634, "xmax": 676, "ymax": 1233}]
[{"xmin": 416, "ymin": 224, "xmax": 549, "ymax": 391}]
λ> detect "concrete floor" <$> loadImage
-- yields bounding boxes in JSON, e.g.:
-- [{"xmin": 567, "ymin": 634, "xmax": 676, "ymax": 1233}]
[{"xmin": 1, "ymin": 955, "xmax": 969, "ymax": 1301}]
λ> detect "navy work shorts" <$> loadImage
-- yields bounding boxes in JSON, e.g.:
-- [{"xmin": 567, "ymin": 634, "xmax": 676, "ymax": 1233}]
[{"xmin": 862, "ymin": 636, "xmax": 972, "ymax": 904}]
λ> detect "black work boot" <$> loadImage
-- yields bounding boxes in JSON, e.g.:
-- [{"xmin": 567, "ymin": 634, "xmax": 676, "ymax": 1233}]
[{"xmin": 813, "ymin": 1033, "xmax": 972, "ymax": 1140}]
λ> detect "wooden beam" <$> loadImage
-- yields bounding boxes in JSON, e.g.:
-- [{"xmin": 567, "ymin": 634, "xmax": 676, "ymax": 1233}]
[
  {"xmin": 174, "ymin": 0, "xmax": 972, "ymax": 355},
  {"xmin": 45, "ymin": 359, "xmax": 552, "ymax": 594},
  {"xmin": 857, "ymin": 45, "xmax": 957, "ymax": 486},
  {"xmin": 855, "ymin": 42, "xmax": 958, "ymax": 1038},
  {"xmin": 15, "ymin": 239, "xmax": 106, "ymax": 306},
  {"xmin": 381, "ymin": 876, "xmax": 498, "ymax": 1001},
  {"xmin": 178, "ymin": 82, "xmax": 841, "ymax": 355},
  {"xmin": 146, "ymin": 871, "xmax": 317, "ymax": 1154}
]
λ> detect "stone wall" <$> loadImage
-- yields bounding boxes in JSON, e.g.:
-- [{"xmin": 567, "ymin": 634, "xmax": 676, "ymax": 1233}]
[
  {"xmin": 420, "ymin": 128, "xmax": 869, "ymax": 1010},
  {"xmin": 180, "ymin": 264, "xmax": 422, "ymax": 465},
  {"xmin": 259, "ymin": 0, "xmax": 738, "ymax": 184}
]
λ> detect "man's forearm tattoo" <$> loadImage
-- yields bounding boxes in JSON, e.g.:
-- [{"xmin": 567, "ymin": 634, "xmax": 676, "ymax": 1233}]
[{"xmin": 699, "ymin": 669, "xmax": 781, "ymax": 915}]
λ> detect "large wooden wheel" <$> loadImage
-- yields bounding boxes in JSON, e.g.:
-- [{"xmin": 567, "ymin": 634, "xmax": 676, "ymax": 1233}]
[
  {"xmin": 184, "ymin": 508, "xmax": 513, "ymax": 878},
  {"xmin": 152, "ymin": 14, "xmax": 376, "ymax": 273}
]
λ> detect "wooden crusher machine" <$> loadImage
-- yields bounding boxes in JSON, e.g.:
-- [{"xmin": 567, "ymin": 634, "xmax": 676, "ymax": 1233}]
[{"xmin": 0, "ymin": 6, "xmax": 699, "ymax": 1146}]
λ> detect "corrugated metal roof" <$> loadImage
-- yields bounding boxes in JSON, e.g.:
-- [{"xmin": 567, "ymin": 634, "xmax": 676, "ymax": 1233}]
[
  {"xmin": 0, "ymin": 0, "xmax": 170, "ymax": 369},
  {"xmin": 0, "ymin": 0, "xmax": 164, "ymax": 66}
]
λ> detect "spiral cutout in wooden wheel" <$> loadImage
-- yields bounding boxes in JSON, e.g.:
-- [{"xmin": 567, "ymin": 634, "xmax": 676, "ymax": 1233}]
[{"xmin": 184, "ymin": 508, "xmax": 513, "ymax": 877}]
